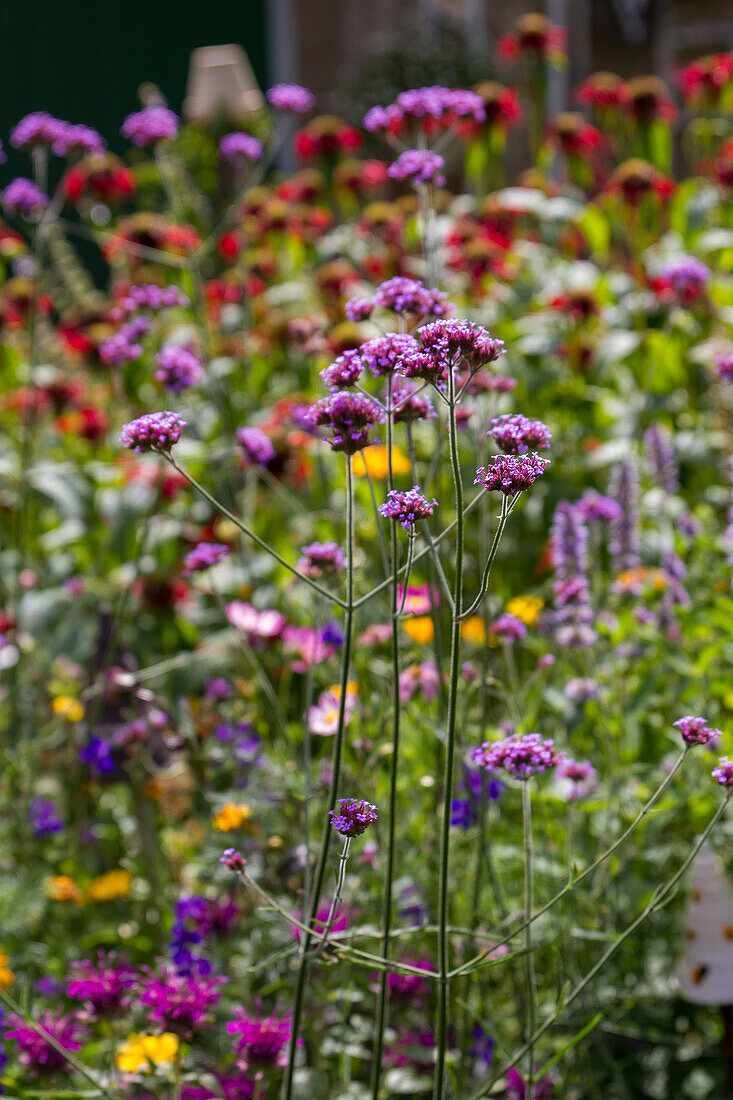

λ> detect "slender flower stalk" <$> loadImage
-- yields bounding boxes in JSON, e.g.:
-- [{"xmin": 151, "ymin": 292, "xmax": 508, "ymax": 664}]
[
  {"xmin": 315, "ymin": 836, "xmax": 352, "ymax": 955},
  {"xmin": 282, "ymin": 460, "xmax": 355, "ymax": 1100},
  {"xmin": 434, "ymin": 360, "xmax": 465, "ymax": 1100},
  {"xmin": 451, "ymin": 749, "xmax": 690, "ymax": 979},
  {"xmin": 467, "ymin": 794, "xmax": 731, "ymax": 1100},
  {"xmin": 522, "ymin": 782, "xmax": 537, "ymax": 1100},
  {"xmin": 371, "ymin": 380, "xmax": 403, "ymax": 1098}
]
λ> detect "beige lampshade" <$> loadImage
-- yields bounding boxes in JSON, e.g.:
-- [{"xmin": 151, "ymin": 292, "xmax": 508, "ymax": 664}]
[
  {"xmin": 183, "ymin": 45, "xmax": 264, "ymax": 122},
  {"xmin": 677, "ymin": 840, "xmax": 733, "ymax": 1005}
]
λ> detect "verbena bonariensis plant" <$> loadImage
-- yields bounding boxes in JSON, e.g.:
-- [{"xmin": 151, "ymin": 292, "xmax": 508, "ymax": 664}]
[{"xmin": 3, "ymin": 27, "xmax": 733, "ymax": 1100}]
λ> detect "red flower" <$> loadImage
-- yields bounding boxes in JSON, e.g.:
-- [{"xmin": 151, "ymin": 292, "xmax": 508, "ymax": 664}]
[
  {"xmin": 619, "ymin": 76, "xmax": 678, "ymax": 122},
  {"xmin": 677, "ymin": 52, "xmax": 733, "ymax": 107},
  {"xmin": 498, "ymin": 13, "xmax": 567, "ymax": 63},
  {"xmin": 576, "ymin": 72, "xmax": 624, "ymax": 110}
]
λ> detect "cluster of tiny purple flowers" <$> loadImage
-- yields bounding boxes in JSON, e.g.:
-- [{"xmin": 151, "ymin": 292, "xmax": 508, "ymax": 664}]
[
  {"xmin": 378, "ymin": 487, "xmax": 437, "ymax": 531},
  {"xmin": 120, "ymin": 105, "xmax": 179, "ymax": 147},
  {"xmin": 220, "ymin": 131, "xmax": 264, "ymax": 164},
  {"xmin": 474, "ymin": 453, "xmax": 549, "ymax": 497},
  {"xmin": 183, "ymin": 542, "xmax": 230, "ymax": 576},
  {"xmin": 674, "ymin": 715, "xmax": 722, "ymax": 746},
  {"xmin": 155, "ymin": 344, "xmax": 204, "ymax": 393},
  {"xmin": 329, "ymin": 798, "xmax": 379, "ymax": 836},
  {"xmin": 473, "ymin": 733, "xmax": 559, "ymax": 780},
  {"xmin": 388, "ymin": 149, "xmax": 446, "ymax": 186},
  {"xmin": 119, "ymin": 411, "xmax": 185, "ymax": 453}
]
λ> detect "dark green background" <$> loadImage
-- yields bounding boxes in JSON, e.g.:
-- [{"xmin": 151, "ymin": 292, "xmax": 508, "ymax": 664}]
[{"xmin": 0, "ymin": 0, "xmax": 268, "ymax": 175}]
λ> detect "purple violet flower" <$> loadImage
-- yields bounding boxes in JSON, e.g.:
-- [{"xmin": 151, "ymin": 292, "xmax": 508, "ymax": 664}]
[
  {"xmin": 378, "ymin": 486, "xmax": 437, "ymax": 530},
  {"xmin": 119, "ymin": 411, "xmax": 185, "ymax": 453}
]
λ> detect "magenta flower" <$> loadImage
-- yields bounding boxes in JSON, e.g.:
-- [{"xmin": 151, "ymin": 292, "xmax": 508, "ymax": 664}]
[
  {"xmin": 473, "ymin": 733, "xmax": 558, "ymax": 780},
  {"xmin": 361, "ymin": 333, "xmax": 420, "ymax": 378},
  {"xmin": 372, "ymin": 276, "xmax": 452, "ymax": 318},
  {"xmin": 138, "ymin": 964, "xmax": 226, "ymax": 1036},
  {"xmin": 489, "ymin": 613, "xmax": 527, "ymax": 642},
  {"xmin": 555, "ymin": 756, "xmax": 598, "ymax": 801},
  {"xmin": 1, "ymin": 177, "xmax": 48, "ymax": 217},
  {"xmin": 221, "ymin": 848, "xmax": 247, "ymax": 871},
  {"xmin": 119, "ymin": 411, "xmax": 185, "ymax": 453},
  {"xmin": 236, "ymin": 425, "xmax": 277, "ymax": 467},
  {"xmin": 379, "ymin": 486, "xmax": 437, "ymax": 530},
  {"xmin": 716, "ymin": 351, "xmax": 733, "ymax": 381},
  {"xmin": 6, "ymin": 1010, "xmax": 86, "ymax": 1075},
  {"xmin": 296, "ymin": 541, "xmax": 346, "ymax": 577},
  {"xmin": 183, "ymin": 542, "xmax": 229, "ymax": 576},
  {"xmin": 121, "ymin": 105, "xmax": 179, "ymax": 146},
  {"xmin": 488, "ymin": 414, "xmax": 551, "ymax": 455},
  {"xmin": 227, "ymin": 1006, "xmax": 294, "ymax": 1068},
  {"xmin": 220, "ymin": 132, "xmax": 263, "ymax": 164},
  {"xmin": 155, "ymin": 345, "xmax": 204, "ymax": 393},
  {"xmin": 266, "ymin": 83, "xmax": 315, "ymax": 113},
  {"xmin": 475, "ymin": 453, "xmax": 549, "ymax": 496},
  {"xmin": 226, "ymin": 601, "xmax": 286, "ymax": 642},
  {"xmin": 320, "ymin": 349, "xmax": 363, "ymax": 392},
  {"xmin": 329, "ymin": 797, "xmax": 379, "ymax": 836},
  {"xmin": 312, "ymin": 391, "xmax": 384, "ymax": 454},
  {"xmin": 674, "ymin": 715, "xmax": 722, "ymax": 747},
  {"xmin": 388, "ymin": 148, "xmax": 446, "ymax": 186},
  {"xmin": 66, "ymin": 953, "xmax": 136, "ymax": 1016}
]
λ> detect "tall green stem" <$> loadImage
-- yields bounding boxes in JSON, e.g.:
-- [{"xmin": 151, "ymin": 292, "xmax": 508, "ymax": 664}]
[
  {"xmin": 282, "ymin": 460, "xmax": 355, "ymax": 1100},
  {"xmin": 433, "ymin": 375, "xmax": 464, "ymax": 1100},
  {"xmin": 371, "ymin": 387, "xmax": 402, "ymax": 1098},
  {"xmin": 523, "ymin": 782, "xmax": 537, "ymax": 1100}
]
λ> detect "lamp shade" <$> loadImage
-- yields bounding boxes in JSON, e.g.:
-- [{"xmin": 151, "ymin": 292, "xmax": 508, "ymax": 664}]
[
  {"xmin": 677, "ymin": 840, "xmax": 733, "ymax": 1005},
  {"xmin": 184, "ymin": 45, "xmax": 264, "ymax": 122}
]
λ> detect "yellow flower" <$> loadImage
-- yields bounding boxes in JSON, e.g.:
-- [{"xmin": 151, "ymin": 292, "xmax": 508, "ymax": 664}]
[
  {"xmin": 460, "ymin": 616, "xmax": 486, "ymax": 644},
  {"xmin": 116, "ymin": 1032, "xmax": 179, "ymax": 1073},
  {"xmin": 505, "ymin": 594, "xmax": 544, "ymax": 626},
  {"xmin": 47, "ymin": 875, "xmax": 84, "ymax": 904},
  {"xmin": 213, "ymin": 803, "xmax": 253, "ymax": 832},
  {"xmin": 403, "ymin": 616, "xmax": 435, "ymax": 645},
  {"xmin": 352, "ymin": 445, "xmax": 410, "ymax": 480},
  {"xmin": 86, "ymin": 869, "xmax": 132, "ymax": 901},
  {"xmin": 0, "ymin": 949, "xmax": 14, "ymax": 989},
  {"xmin": 51, "ymin": 695, "xmax": 85, "ymax": 722}
]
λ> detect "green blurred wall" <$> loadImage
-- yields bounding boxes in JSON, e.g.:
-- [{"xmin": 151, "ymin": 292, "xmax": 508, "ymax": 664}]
[{"xmin": 0, "ymin": 0, "xmax": 268, "ymax": 174}]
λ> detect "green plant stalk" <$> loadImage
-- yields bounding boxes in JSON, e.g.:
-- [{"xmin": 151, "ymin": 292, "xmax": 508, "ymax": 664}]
[
  {"xmin": 433, "ymin": 372, "xmax": 465, "ymax": 1100},
  {"xmin": 371, "ymin": 388, "xmax": 403, "ymax": 1099},
  {"xmin": 165, "ymin": 455, "xmax": 346, "ymax": 608},
  {"xmin": 452, "ymin": 748, "xmax": 690, "ymax": 978},
  {"xmin": 282, "ymin": 460, "xmax": 355, "ymax": 1100},
  {"xmin": 316, "ymin": 835, "xmax": 352, "ymax": 955},
  {"xmin": 0, "ymin": 989, "xmax": 121, "ymax": 1099},
  {"xmin": 523, "ymin": 781, "xmax": 537, "ymax": 1100},
  {"xmin": 467, "ymin": 794, "xmax": 731, "ymax": 1100}
]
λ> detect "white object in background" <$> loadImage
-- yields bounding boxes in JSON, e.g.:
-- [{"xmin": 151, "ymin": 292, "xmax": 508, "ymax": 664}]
[
  {"xmin": 677, "ymin": 840, "xmax": 733, "ymax": 1004},
  {"xmin": 184, "ymin": 45, "xmax": 264, "ymax": 122}
]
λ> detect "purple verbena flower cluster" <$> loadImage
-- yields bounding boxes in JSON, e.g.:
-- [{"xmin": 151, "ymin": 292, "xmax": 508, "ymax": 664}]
[
  {"xmin": 236, "ymin": 425, "xmax": 277, "ymax": 467},
  {"xmin": 119, "ymin": 411, "xmax": 185, "ymax": 453},
  {"xmin": 388, "ymin": 148, "xmax": 446, "ymax": 186},
  {"xmin": 488, "ymin": 413, "xmax": 552, "ymax": 455},
  {"xmin": 378, "ymin": 486, "xmax": 437, "ymax": 530},
  {"xmin": 266, "ymin": 83, "xmax": 315, "ymax": 113},
  {"xmin": 183, "ymin": 542, "xmax": 230, "ymax": 576},
  {"xmin": 220, "ymin": 132, "xmax": 264, "ymax": 164},
  {"xmin": 1, "ymin": 177, "xmax": 48, "ymax": 217},
  {"xmin": 155, "ymin": 345, "xmax": 204, "ymax": 392},
  {"xmin": 713, "ymin": 758, "xmax": 733, "ymax": 786},
  {"xmin": 473, "ymin": 733, "xmax": 558, "ymax": 780},
  {"xmin": 329, "ymin": 797, "xmax": 379, "ymax": 836},
  {"xmin": 121, "ymin": 105, "xmax": 179, "ymax": 146},
  {"xmin": 474, "ymin": 453, "xmax": 548, "ymax": 496},
  {"xmin": 311, "ymin": 391, "xmax": 384, "ymax": 454},
  {"xmin": 11, "ymin": 111, "xmax": 105, "ymax": 155},
  {"xmin": 674, "ymin": 715, "xmax": 722, "ymax": 746},
  {"xmin": 297, "ymin": 541, "xmax": 346, "ymax": 577},
  {"xmin": 360, "ymin": 333, "xmax": 420, "ymax": 377}
]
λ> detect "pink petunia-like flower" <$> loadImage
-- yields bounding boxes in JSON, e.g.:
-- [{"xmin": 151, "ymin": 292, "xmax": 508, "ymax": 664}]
[{"xmin": 226, "ymin": 602, "xmax": 286, "ymax": 642}]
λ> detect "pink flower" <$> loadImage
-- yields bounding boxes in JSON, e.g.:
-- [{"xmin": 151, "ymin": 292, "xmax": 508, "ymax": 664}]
[{"xmin": 226, "ymin": 602, "xmax": 286, "ymax": 642}]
